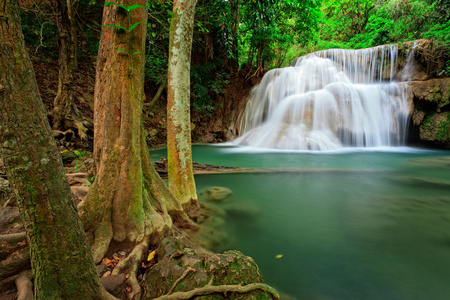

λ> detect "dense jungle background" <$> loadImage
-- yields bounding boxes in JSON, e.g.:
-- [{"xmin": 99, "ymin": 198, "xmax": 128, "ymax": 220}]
[{"xmin": 19, "ymin": 0, "xmax": 450, "ymax": 148}]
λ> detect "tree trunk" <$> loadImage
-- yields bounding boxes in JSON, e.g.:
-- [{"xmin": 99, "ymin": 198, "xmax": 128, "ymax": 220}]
[
  {"xmin": 167, "ymin": 0, "xmax": 199, "ymax": 212},
  {"xmin": 79, "ymin": 0, "xmax": 189, "ymax": 264},
  {"xmin": 0, "ymin": 0, "xmax": 110, "ymax": 298},
  {"xmin": 229, "ymin": 0, "xmax": 240, "ymax": 69},
  {"xmin": 51, "ymin": 0, "xmax": 88, "ymax": 137}
]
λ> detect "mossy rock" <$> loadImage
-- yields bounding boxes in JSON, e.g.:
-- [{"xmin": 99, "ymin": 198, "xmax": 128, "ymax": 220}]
[
  {"xmin": 420, "ymin": 112, "xmax": 450, "ymax": 143},
  {"xmin": 142, "ymin": 235, "xmax": 276, "ymax": 299}
]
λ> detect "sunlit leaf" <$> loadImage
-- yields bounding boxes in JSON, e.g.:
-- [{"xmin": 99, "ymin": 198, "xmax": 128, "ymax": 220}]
[
  {"xmin": 129, "ymin": 21, "xmax": 142, "ymax": 31},
  {"xmin": 132, "ymin": 51, "xmax": 141, "ymax": 56},
  {"xmin": 127, "ymin": 4, "xmax": 149, "ymax": 11}
]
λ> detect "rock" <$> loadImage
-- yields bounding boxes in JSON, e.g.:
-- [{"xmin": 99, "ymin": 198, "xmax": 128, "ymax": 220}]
[
  {"xmin": 99, "ymin": 274, "xmax": 126, "ymax": 296},
  {"xmin": 203, "ymin": 187, "xmax": 233, "ymax": 203},
  {"xmin": 408, "ymin": 77, "xmax": 450, "ymax": 148},
  {"xmin": 419, "ymin": 112, "xmax": 450, "ymax": 143},
  {"xmin": 142, "ymin": 235, "xmax": 276, "ymax": 300},
  {"xmin": 71, "ymin": 186, "xmax": 89, "ymax": 205}
]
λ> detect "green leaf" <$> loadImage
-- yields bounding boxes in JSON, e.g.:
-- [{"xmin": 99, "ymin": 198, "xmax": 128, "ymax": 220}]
[
  {"xmin": 105, "ymin": 2, "xmax": 128, "ymax": 11},
  {"xmin": 127, "ymin": 4, "xmax": 149, "ymax": 11},
  {"xmin": 74, "ymin": 150, "xmax": 80, "ymax": 156},
  {"xmin": 118, "ymin": 48, "xmax": 128, "ymax": 54},
  {"xmin": 103, "ymin": 24, "xmax": 128, "ymax": 31},
  {"xmin": 80, "ymin": 150, "xmax": 86, "ymax": 156},
  {"xmin": 129, "ymin": 21, "xmax": 142, "ymax": 31},
  {"xmin": 132, "ymin": 51, "xmax": 141, "ymax": 56},
  {"xmin": 151, "ymin": 32, "xmax": 156, "ymax": 37}
]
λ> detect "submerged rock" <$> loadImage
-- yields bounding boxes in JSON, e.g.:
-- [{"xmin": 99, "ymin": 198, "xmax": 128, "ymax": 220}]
[{"xmin": 202, "ymin": 187, "xmax": 233, "ymax": 203}]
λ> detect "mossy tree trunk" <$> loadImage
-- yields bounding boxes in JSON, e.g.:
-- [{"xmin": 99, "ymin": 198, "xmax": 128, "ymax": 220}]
[
  {"xmin": 51, "ymin": 0, "xmax": 88, "ymax": 136},
  {"xmin": 167, "ymin": 0, "xmax": 199, "ymax": 212},
  {"xmin": 79, "ymin": 0, "xmax": 189, "ymax": 265},
  {"xmin": 0, "ymin": 0, "xmax": 111, "ymax": 298}
]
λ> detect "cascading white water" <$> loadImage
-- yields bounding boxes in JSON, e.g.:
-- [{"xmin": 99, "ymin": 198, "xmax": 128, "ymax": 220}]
[{"xmin": 233, "ymin": 45, "xmax": 411, "ymax": 150}]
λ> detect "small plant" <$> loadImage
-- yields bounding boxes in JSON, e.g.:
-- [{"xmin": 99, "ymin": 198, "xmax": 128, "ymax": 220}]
[
  {"xmin": 103, "ymin": 2, "xmax": 149, "ymax": 72},
  {"xmin": 85, "ymin": 176, "xmax": 95, "ymax": 187},
  {"xmin": 73, "ymin": 150, "xmax": 86, "ymax": 172}
]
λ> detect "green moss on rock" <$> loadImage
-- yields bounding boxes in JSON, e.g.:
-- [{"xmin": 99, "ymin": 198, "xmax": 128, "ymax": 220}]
[{"xmin": 142, "ymin": 235, "xmax": 275, "ymax": 300}]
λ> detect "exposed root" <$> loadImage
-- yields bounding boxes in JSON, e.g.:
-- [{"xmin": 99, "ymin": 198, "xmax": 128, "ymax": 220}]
[
  {"xmin": 15, "ymin": 270, "xmax": 33, "ymax": 300},
  {"xmin": 111, "ymin": 240, "xmax": 149, "ymax": 300},
  {"xmin": 153, "ymin": 277, "xmax": 280, "ymax": 300},
  {"xmin": 167, "ymin": 267, "xmax": 196, "ymax": 294}
]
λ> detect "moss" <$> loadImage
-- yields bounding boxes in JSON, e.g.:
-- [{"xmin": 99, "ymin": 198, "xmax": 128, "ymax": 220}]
[
  {"xmin": 143, "ymin": 236, "xmax": 274, "ymax": 300},
  {"xmin": 435, "ymin": 113, "xmax": 450, "ymax": 141}
]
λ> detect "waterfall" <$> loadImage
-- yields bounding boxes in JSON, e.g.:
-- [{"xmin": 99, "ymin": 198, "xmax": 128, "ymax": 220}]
[{"xmin": 233, "ymin": 45, "xmax": 411, "ymax": 150}]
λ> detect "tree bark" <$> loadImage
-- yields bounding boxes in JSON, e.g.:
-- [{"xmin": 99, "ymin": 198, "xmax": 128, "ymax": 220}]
[
  {"xmin": 0, "ymin": 0, "xmax": 109, "ymax": 298},
  {"xmin": 79, "ymin": 0, "xmax": 189, "ymax": 264},
  {"xmin": 167, "ymin": 0, "xmax": 199, "ymax": 212}
]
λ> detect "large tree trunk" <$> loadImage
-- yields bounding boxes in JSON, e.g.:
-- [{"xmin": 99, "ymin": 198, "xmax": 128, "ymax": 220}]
[
  {"xmin": 0, "ymin": 0, "xmax": 111, "ymax": 298},
  {"xmin": 79, "ymin": 0, "xmax": 189, "ymax": 266},
  {"xmin": 167, "ymin": 0, "xmax": 199, "ymax": 212}
]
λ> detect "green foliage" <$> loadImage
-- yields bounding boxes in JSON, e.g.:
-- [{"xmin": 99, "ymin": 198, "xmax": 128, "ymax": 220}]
[
  {"xmin": 319, "ymin": 0, "xmax": 450, "ymax": 52},
  {"xmin": 74, "ymin": 150, "xmax": 86, "ymax": 172},
  {"xmin": 103, "ymin": 2, "xmax": 149, "ymax": 71},
  {"xmin": 239, "ymin": 0, "xmax": 320, "ymax": 69},
  {"xmin": 190, "ymin": 59, "xmax": 229, "ymax": 117}
]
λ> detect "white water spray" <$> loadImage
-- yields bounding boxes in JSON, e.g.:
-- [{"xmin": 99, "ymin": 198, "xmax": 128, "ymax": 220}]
[{"xmin": 233, "ymin": 45, "xmax": 411, "ymax": 150}]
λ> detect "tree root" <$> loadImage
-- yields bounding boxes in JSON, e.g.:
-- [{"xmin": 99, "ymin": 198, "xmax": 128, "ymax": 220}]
[
  {"xmin": 15, "ymin": 270, "xmax": 33, "ymax": 300},
  {"xmin": 167, "ymin": 267, "xmax": 195, "ymax": 295},
  {"xmin": 153, "ymin": 277, "xmax": 280, "ymax": 300},
  {"xmin": 111, "ymin": 240, "xmax": 149, "ymax": 300}
]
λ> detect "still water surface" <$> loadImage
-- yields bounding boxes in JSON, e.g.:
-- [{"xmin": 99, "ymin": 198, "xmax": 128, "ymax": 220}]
[{"xmin": 151, "ymin": 145, "xmax": 450, "ymax": 300}]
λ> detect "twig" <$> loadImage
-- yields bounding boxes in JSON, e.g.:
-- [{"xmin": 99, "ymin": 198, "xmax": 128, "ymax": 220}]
[{"xmin": 168, "ymin": 267, "xmax": 196, "ymax": 294}]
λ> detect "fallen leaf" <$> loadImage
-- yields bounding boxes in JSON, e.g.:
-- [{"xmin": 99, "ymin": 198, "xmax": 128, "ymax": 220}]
[
  {"xmin": 125, "ymin": 274, "xmax": 130, "ymax": 279},
  {"xmin": 147, "ymin": 250, "xmax": 156, "ymax": 261},
  {"xmin": 275, "ymin": 254, "xmax": 283, "ymax": 259}
]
